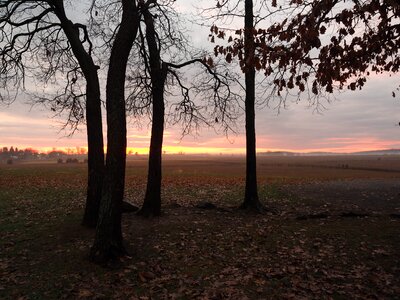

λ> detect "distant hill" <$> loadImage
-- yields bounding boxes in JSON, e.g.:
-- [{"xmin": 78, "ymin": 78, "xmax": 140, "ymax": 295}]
[
  {"xmin": 258, "ymin": 149, "xmax": 400, "ymax": 156},
  {"xmin": 352, "ymin": 149, "xmax": 400, "ymax": 155},
  {"xmin": 257, "ymin": 151, "xmax": 297, "ymax": 156}
]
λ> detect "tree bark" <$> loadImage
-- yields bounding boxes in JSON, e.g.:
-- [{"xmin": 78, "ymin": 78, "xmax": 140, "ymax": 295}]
[
  {"xmin": 138, "ymin": 83, "xmax": 165, "ymax": 217},
  {"xmin": 90, "ymin": 0, "xmax": 139, "ymax": 262},
  {"xmin": 81, "ymin": 73, "xmax": 105, "ymax": 228},
  {"xmin": 137, "ymin": 10, "xmax": 167, "ymax": 217},
  {"xmin": 240, "ymin": 0, "xmax": 264, "ymax": 212},
  {"xmin": 53, "ymin": 1, "xmax": 105, "ymax": 227}
]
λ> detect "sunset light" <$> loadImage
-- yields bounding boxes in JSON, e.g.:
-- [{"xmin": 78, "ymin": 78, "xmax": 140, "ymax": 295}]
[
  {"xmin": 5, "ymin": 137, "xmax": 400, "ymax": 156},
  {"xmin": 1, "ymin": 0, "xmax": 399, "ymax": 298}
]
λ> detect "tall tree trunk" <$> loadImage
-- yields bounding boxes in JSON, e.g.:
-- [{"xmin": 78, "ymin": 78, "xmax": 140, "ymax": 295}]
[
  {"xmin": 90, "ymin": 0, "xmax": 139, "ymax": 262},
  {"xmin": 138, "ymin": 10, "xmax": 167, "ymax": 217},
  {"xmin": 240, "ymin": 0, "xmax": 264, "ymax": 212},
  {"xmin": 138, "ymin": 83, "xmax": 165, "ymax": 217},
  {"xmin": 81, "ymin": 73, "xmax": 105, "ymax": 227},
  {"xmin": 53, "ymin": 1, "xmax": 105, "ymax": 227}
]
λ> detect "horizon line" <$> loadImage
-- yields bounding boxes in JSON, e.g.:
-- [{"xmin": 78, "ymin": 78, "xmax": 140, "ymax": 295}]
[{"xmin": 1, "ymin": 145, "xmax": 399, "ymax": 156}]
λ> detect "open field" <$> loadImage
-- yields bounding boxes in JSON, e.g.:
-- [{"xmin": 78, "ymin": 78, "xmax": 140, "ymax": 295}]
[{"xmin": 1, "ymin": 156, "xmax": 399, "ymax": 299}]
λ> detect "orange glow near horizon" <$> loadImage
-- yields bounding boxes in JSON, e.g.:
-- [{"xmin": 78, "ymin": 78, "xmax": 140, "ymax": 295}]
[
  {"xmin": 6, "ymin": 138, "xmax": 400, "ymax": 156},
  {"xmin": 2, "ymin": 129, "xmax": 399, "ymax": 155}
]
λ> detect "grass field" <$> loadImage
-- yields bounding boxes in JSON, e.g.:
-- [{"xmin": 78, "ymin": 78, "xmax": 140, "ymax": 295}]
[{"xmin": 0, "ymin": 155, "xmax": 399, "ymax": 299}]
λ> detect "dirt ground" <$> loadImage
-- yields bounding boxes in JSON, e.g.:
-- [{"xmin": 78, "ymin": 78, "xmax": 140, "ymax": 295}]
[
  {"xmin": 282, "ymin": 178, "xmax": 400, "ymax": 215},
  {"xmin": 120, "ymin": 176, "xmax": 400, "ymax": 299}
]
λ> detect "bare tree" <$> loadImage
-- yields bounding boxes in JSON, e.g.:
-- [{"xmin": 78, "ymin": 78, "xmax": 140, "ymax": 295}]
[
  {"xmin": 202, "ymin": 0, "xmax": 273, "ymax": 212},
  {"xmin": 241, "ymin": 0, "xmax": 263, "ymax": 211},
  {"xmin": 90, "ymin": 0, "xmax": 141, "ymax": 262},
  {"xmin": 127, "ymin": 1, "xmax": 240, "ymax": 217},
  {"xmin": 0, "ymin": 0, "xmax": 105, "ymax": 227},
  {"xmin": 135, "ymin": 6, "xmax": 167, "ymax": 217}
]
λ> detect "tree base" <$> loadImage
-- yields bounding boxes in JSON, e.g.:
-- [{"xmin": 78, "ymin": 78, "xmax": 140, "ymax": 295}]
[
  {"xmin": 121, "ymin": 200, "xmax": 139, "ymax": 213},
  {"xmin": 136, "ymin": 206, "xmax": 162, "ymax": 218},
  {"xmin": 81, "ymin": 217, "xmax": 97, "ymax": 229},
  {"xmin": 90, "ymin": 241, "xmax": 127, "ymax": 265},
  {"xmin": 239, "ymin": 199, "xmax": 265, "ymax": 213},
  {"xmin": 137, "ymin": 196, "xmax": 162, "ymax": 218}
]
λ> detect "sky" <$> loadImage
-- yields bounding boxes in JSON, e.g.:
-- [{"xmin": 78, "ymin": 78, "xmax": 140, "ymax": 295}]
[{"xmin": 0, "ymin": 1, "xmax": 399, "ymax": 154}]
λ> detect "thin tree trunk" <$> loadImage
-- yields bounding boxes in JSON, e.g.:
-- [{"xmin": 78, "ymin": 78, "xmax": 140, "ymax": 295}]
[
  {"xmin": 138, "ymin": 10, "xmax": 167, "ymax": 217},
  {"xmin": 90, "ymin": 0, "xmax": 139, "ymax": 262},
  {"xmin": 138, "ymin": 85, "xmax": 165, "ymax": 217},
  {"xmin": 81, "ymin": 75, "xmax": 105, "ymax": 228},
  {"xmin": 240, "ymin": 0, "xmax": 264, "ymax": 212},
  {"xmin": 53, "ymin": 1, "xmax": 105, "ymax": 227}
]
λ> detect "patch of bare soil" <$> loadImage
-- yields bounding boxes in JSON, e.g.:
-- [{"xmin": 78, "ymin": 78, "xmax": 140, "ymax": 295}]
[{"xmin": 283, "ymin": 178, "xmax": 400, "ymax": 217}]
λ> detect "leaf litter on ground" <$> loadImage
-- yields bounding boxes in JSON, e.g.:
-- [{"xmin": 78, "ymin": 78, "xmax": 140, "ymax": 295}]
[{"xmin": 1, "ymin": 161, "xmax": 399, "ymax": 299}]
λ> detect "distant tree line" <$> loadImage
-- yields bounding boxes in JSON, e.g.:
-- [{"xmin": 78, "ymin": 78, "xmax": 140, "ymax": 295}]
[
  {"xmin": 0, "ymin": 146, "xmax": 89, "ymax": 163},
  {"xmin": 1, "ymin": 146, "xmax": 39, "ymax": 162}
]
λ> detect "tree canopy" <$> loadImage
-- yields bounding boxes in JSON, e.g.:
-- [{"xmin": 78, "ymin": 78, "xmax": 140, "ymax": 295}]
[{"xmin": 209, "ymin": 0, "xmax": 399, "ymax": 97}]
